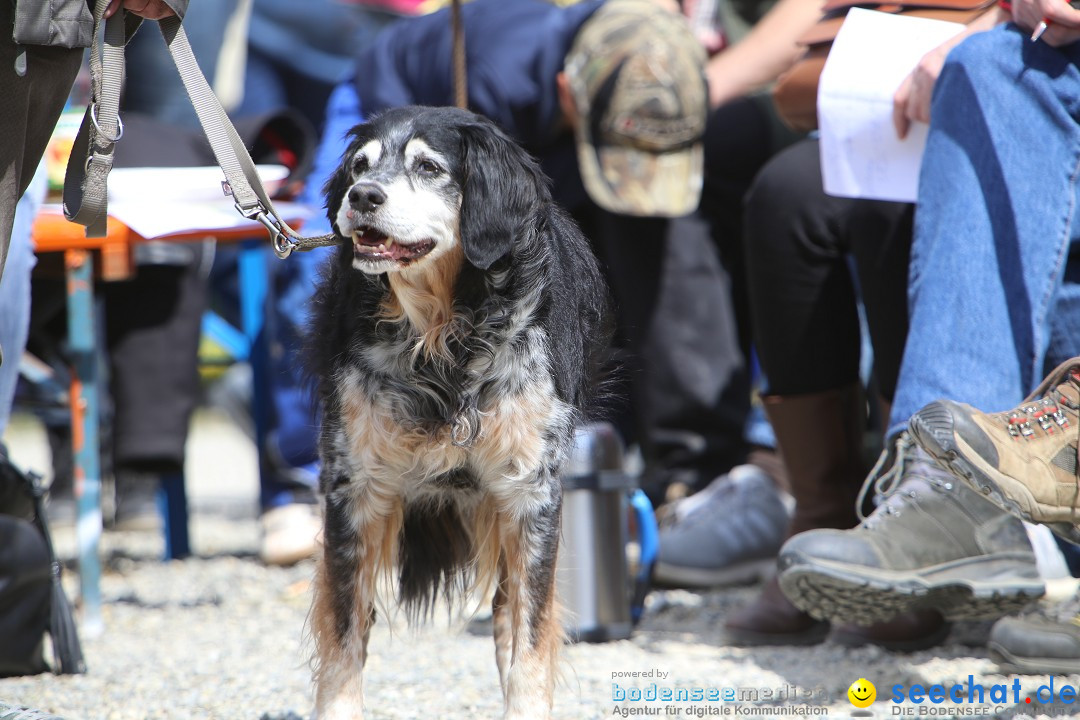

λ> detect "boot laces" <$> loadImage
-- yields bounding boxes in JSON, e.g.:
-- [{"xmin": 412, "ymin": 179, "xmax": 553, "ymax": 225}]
[
  {"xmin": 856, "ymin": 433, "xmax": 953, "ymax": 528},
  {"xmin": 1001, "ymin": 362, "xmax": 1080, "ymax": 441}
]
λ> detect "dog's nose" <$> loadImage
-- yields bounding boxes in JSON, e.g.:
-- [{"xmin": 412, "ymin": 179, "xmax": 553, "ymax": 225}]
[{"xmin": 348, "ymin": 182, "xmax": 387, "ymax": 212}]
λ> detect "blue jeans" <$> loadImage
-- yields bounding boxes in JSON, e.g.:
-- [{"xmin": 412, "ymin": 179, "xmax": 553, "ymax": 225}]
[
  {"xmin": 257, "ymin": 82, "xmax": 363, "ymax": 508},
  {"xmin": 888, "ymin": 24, "xmax": 1080, "ymax": 437},
  {"xmin": 0, "ymin": 164, "xmax": 44, "ymax": 437}
]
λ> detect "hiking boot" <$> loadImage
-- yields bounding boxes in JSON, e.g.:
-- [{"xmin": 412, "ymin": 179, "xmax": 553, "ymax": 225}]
[
  {"xmin": 777, "ymin": 433, "xmax": 1044, "ymax": 626},
  {"xmin": 654, "ymin": 465, "xmax": 791, "ymax": 587},
  {"xmin": 987, "ymin": 592, "xmax": 1080, "ymax": 674},
  {"xmin": 0, "ymin": 702, "xmax": 67, "ymax": 719},
  {"xmin": 910, "ymin": 357, "xmax": 1080, "ymax": 543}
]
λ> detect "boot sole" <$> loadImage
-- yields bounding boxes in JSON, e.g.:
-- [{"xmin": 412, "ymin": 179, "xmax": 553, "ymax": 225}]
[
  {"xmin": 910, "ymin": 405, "xmax": 1080, "ymax": 545},
  {"xmin": 777, "ymin": 553, "xmax": 1044, "ymax": 625},
  {"xmin": 988, "ymin": 642, "xmax": 1080, "ymax": 675}
]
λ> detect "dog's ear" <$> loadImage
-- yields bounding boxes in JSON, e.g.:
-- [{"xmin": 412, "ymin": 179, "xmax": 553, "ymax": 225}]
[
  {"xmin": 323, "ymin": 128, "xmax": 366, "ymax": 236},
  {"xmin": 459, "ymin": 121, "xmax": 548, "ymax": 270}
]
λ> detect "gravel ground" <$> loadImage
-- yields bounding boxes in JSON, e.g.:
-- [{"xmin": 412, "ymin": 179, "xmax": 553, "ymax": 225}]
[{"xmin": 0, "ymin": 410, "xmax": 1074, "ymax": 720}]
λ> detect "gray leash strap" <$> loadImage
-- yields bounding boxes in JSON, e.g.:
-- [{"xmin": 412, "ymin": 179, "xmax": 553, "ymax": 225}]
[{"xmin": 65, "ymin": 6, "xmax": 340, "ymax": 258}]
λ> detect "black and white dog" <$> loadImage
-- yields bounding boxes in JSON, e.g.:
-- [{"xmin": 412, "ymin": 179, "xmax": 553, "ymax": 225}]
[{"xmin": 306, "ymin": 106, "xmax": 611, "ymax": 719}]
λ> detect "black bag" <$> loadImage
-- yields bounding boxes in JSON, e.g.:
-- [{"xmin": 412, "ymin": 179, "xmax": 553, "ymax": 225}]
[{"xmin": 0, "ymin": 452, "xmax": 85, "ymax": 677}]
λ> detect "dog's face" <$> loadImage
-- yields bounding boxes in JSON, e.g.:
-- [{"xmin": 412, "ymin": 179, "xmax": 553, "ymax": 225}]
[
  {"xmin": 331, "ymin": 113, "xmax": 462, "ymax": 275},
  {"xmin": 325, "ymin": 106, "xmax": 549, "ymax": 274}
]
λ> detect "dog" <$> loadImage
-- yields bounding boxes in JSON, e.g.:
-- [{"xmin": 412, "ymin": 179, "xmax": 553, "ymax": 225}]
[{"xmin": 306, "ymin": 106, "xmax": 611, "ymax": 719}]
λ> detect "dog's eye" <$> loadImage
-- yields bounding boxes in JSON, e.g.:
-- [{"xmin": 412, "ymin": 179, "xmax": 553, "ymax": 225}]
[
  {"xmin": 352, "ymin": 155, "xmax": 369, "ymax": 175},
  {"xmin": 416, "ymin": 159, "xmax": 442, "ymax": 176}
]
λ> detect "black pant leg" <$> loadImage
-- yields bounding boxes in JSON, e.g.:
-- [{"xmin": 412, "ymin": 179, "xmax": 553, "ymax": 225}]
[
  {"xmin": 104, "ymin": 248, "xmax": 209, "ymax": 473},
  {"xmin": 744, "ymin": 138, "xmax": 912, "ymax": 400}
]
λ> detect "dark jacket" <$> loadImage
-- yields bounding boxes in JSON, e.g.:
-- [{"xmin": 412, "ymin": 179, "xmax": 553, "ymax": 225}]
[
  {"xmin": 13, "ymin": 0, "xmax": 188, "ymax": 49},
  {"xmin": 353, "ymin": 0, "xmax": 602, "ymax": 210}
]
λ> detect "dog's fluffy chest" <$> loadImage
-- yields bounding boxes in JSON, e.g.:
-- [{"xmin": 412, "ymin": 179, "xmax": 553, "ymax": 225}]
[{"xmin": 335, "ymin": 356, "xmax": 573, "ymax": 494}]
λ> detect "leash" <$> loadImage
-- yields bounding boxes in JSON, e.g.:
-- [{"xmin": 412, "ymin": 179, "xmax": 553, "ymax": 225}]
[
  {"xmin": 64, "ymin": 0, "xmax": 339, "ymax": 259},
  {"xmin": 451, "ymin": 0, "xmax": 467, "ymax": 110}
]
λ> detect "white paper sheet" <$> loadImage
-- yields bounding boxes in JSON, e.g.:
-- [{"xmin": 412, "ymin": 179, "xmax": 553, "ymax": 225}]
[
  {"xmin": 106, "ymin": 199, "xmax": 312, "ymax": 240},
  {"xmin": 818, "ymin": 9, "xmax": 966, "ymax": 203},
  {"xmin": 41, "ymin": 165, "xmax": 313, "ymax": 240},
  {"xmin": 106, "ymin": 165, "xmax": 290, "ymax": 203}
]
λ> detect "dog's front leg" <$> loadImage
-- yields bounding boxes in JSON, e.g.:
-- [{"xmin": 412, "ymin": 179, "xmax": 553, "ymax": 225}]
[
  {"xmin": 311, "ymin": 486, "xmax": 391, "ymax": 720},
  {"xmin": 499, "ymin": 489, "xmax": 563, "ymax": 720}
]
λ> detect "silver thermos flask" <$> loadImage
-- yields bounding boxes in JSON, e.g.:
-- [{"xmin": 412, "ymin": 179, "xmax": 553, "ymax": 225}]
[{"xmin": 557, "ymin": 422, "xmax": 656, "ymax": 642}]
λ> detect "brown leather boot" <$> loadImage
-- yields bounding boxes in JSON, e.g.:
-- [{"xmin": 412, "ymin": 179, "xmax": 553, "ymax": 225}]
[
  {"xmin": 765, "ymin": 384, "xmax": 867, "ymax": 537},
  {"xmin": 831, "ymin": 610, "xmax": 952, "ymax": 652},
  {"xmin": 725, "ymin": 576, "xmax": 830, "ymax": 645},
  {"xmin": 724, "ymin": 384, "xmax": 866, "ymax": 645}
]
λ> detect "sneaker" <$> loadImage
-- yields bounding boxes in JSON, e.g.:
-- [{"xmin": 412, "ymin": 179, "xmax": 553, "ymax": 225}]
[
  {"xmin": 777, "ymin": 433, "xmax": 1044, "ymax": 625},
  {"xmin": 0, "ymin": 702, "xmax": 66, "ymax": 719},
  {"xmin": 653, "ymin": 465, "xmax": 791, "ymax": 587},
  {"xmin": 910, "ymin": 357, "xmax": 1080, "ymax": 543},
  {"xmin": 259, "ymin": 503, "xmax": 322, "ymax": 566},
  {"xmin": 988, "ymin": 592, "xmax": 1080, "ymax": 674}
]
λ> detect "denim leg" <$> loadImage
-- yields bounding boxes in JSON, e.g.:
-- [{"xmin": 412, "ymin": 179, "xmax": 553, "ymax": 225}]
[
  {"xmin": 0, "ymin": 164, "xmax": 44, "ymax": 436},
  {"xmin": 298, "ymin": 82, "xmax": 365, "ymax": 228},
  {"xmin": 259, "ymin": 249, "xmax": 325, "ymax": 509},
  {"xmin": 889, "ymin": 25, "xmax": 1080, "ymax": 436},
  {"xmin": 1045, "ymin": 245, "xmax": 1080, "ymax": 371},
  {"xmin": 258, "ymin": 83, "xmax": 363, "ymax": 508}
]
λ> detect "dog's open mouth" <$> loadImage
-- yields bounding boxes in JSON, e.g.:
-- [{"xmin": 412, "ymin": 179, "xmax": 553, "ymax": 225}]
[{"xmin": 352, "ymin": 226, "xmax": 435, "ymax": 264}]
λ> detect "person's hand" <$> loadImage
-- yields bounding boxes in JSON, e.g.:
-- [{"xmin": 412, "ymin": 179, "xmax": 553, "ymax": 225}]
[
  {"xmin": 892, "ymin": 40, "xmax": 954, "ymax": 139},
  {"xmin": 892, "ymin": 7, "xmax": 1006, "ymax": 139},
  {"xmin": 104, "ymin": 0, "xmax": 177, "ymax": 20},
  {"xmin": 1011, "ymin": 0, "xmax": 1080, "ymax": 46}
]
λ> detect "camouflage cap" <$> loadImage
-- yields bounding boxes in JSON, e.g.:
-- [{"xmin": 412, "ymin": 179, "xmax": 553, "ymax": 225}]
[{"xmin": 565, "ymin": 0, "xmax": 707, "ymax": 217}]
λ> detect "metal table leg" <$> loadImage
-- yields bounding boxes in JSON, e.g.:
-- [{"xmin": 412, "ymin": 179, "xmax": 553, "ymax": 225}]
[{"xmin": 65, "ymin": 249, "xmax": 103, "ymax": 635}]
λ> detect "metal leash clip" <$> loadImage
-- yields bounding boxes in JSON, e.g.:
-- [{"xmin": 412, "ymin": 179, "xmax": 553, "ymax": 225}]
[{"xmin": 234, "ymin": 201, "xmax": 298, "ymax": 258}]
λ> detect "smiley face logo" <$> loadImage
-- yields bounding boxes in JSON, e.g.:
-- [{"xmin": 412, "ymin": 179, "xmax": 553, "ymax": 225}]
[{"xmin": 848, "ymin": 678, "xmax": 876, "ymax": 708}]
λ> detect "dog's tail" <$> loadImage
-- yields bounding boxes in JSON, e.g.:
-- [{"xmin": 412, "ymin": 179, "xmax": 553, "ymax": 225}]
[{"xmin": 397, "ymin": 497, "xmax": 495, "ymax": 622}]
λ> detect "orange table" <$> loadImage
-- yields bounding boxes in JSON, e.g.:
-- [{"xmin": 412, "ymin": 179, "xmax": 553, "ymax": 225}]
[{"xmin": 33, "ymin": 209, "xmax": 281, "ymax": 279}]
